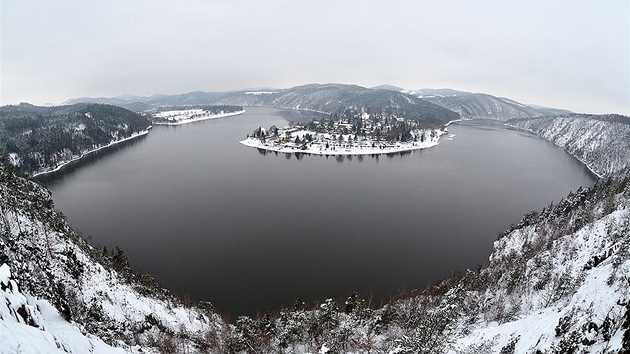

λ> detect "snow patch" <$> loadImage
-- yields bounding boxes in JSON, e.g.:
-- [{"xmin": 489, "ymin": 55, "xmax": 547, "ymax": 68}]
[
  {"xmin": 0, "ymin": 264, "xmax": 9, "ymax": 287},
  {"xmin": 0, "ymin": 263, "xmax": 126, "ymax": 353}
]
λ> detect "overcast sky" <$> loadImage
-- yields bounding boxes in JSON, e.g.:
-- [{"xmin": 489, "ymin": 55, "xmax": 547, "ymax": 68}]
[{"xmin": 1, "ymin": 1, "xmax": 628, "ymax": 114}]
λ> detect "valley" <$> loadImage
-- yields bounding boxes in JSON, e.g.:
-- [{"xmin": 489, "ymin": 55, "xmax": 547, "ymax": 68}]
[{"xmin": 0, "ymin": 84, "xmax": 629, "ymax": 353}]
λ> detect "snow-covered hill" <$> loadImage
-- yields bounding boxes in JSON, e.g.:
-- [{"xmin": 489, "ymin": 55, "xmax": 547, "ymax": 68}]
[
  {"xmin": 63, "ymin": 84, "xmax": 461, "ymax": 126},
  {"xmin": 506, "ymin": 114, "xmax": 630, "ymax": 177},
  {"xmin": 1, "ymin": 263, "xmax": 127, "ymax": 353},
  {"xmin": 405, "ymin": 89, "xmax": 572, "ymax": 120},
  {"xmin": 0, "ymin": 103, "xmax": 152, "ymax": 177},
  {"xmin": 451, "ymin": 175, "xmax": 630, "ymax": 353},
  {"xmin": 212, "ymin": 83, "xmax": 460, "ymax": 126}
]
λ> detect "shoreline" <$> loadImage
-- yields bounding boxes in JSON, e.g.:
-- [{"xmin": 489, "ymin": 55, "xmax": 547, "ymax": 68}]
[
  {"xmin": 152, "ymin": 110, "xmax": 246, "ymax": 126},
  {"xmin": 239, "ymin": 130, "xmax": 447, "ymax": 156},
  {"xmin": 503, "ymin": 122, "xmax": 604, "ymax": 179},
  {"xmin": 444, "ymin": 118, "xmax": 464, "ymax": 127},
  {"xmin": 31, "ymin": 128, "xmax": 152, "ymax": 178}
]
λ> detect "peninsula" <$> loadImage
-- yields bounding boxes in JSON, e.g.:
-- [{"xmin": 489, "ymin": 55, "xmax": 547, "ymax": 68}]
[
  {"xmin": 240, "ymin": 108, "xmax": 449, "ymax": 156},
  {"xmin": 151, "ymin": 105, "xmax": 245, "ymax": 125}
]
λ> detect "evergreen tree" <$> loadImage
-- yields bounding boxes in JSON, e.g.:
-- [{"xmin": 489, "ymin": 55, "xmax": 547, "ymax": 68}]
[{"xmin": 111, "ymin": 246, "xmax": 130, "ymax": 274}]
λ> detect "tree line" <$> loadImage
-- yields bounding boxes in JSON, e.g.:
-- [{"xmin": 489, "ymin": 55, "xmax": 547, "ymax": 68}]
[{"xmin": 0, "ymin": 103, "xmax": 151, "ymax": 176}]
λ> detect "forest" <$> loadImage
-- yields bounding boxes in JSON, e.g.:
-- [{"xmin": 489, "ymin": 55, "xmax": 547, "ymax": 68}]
[{"xmin": 0, "ymin": 103, "xmax": 151, "ymax": 176}]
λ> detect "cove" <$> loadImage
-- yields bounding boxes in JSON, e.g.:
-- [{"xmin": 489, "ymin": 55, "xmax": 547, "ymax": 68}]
[{"xmin": 39, "ymin": 107, "xmax": 597, "ymax": 316}]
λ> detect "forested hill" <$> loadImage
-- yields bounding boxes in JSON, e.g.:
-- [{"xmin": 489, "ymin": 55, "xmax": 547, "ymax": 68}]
[
  {"xmin": 506, "ymin": 114, "xmax": 630, "ymax": 178},
  {"xmin": 405, "ymin": 88, "xmax": 572, "ymax": 120},
  {"xmin": 211, "ymin": 84, "xmax": 460, "ymax": 126},
  {"xmin": 0, "ymin": 103, "xmax": 151, "ymax": 176},
  {"xmin": 65, "ymin": 84, "xmax": 461, "ymax": 127}
]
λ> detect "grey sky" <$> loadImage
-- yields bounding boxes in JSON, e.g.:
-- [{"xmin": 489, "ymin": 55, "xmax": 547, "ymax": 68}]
[{"xmin": 1, "ymin": 0, "xmax": 628, "ymax": 114}]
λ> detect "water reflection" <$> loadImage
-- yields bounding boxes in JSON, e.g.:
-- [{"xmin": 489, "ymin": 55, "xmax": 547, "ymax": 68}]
[{"xmin": 251, "ymin": 148, "xmax": 423, "ymax": 163}]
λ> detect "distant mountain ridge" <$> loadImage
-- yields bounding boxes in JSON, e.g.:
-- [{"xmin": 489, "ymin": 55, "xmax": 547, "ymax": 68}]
[
  {"xmin": 65, "ymin": 83, "xmax": 460, "ymax": 126},
  {"xmin": 404, "ymin": 88, "xmax": 573, "ymax": 120},
  {"xmin": 212, "ymin": 83, "xmax": 459, "ymax": 125},
  {"xmin": 62, "ymin": 83, "xmax": 572, "ymax": 122},
  {"xmin": 370, "ymin": 84, "xmax": 405, "ymax": 91}
]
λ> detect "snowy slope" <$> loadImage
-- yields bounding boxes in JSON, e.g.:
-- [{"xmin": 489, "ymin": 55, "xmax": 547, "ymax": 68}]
[
  {"xmin": 0, "ymin": 161, "xmax": 224, "ymax": 352},
  {"xmin": 506, "ymin": 114, "xmax": 630, "ymax": 177},
  {"xmin": 408, "ymin": 89, "xmax": 572, "ymax": 120},
  {"xmin": 451, "ymin": 178, "xmax": 630, "ymax": 353},
  {"xmin": 0, "ymin": 103, "xmax": 152, "ymax": 177},
  {"xmin": 212, "ymin": 83, "xmax": 461, "ymax": 125},
  {"xmin": 0, "ymin": 264, "xmax": 127, "ymax": 353}
]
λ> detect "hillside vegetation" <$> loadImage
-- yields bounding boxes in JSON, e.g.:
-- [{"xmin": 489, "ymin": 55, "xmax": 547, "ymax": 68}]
[
  {"xmin": 506, "ymin": 114, "xmax": 630, "ymax": 177},
  {"xmin": 66, "ymin": 84, "xmax": 461, "ymax": 127},
  {"xmin": 0, "ymin": 159, "xmax": 222, "ymax": 352},
  {"xmin": 403, "ymin": 89, "xmax": 572, "ymax": 120},
  {"xmin": 0, "ymin": 103, "xmax": 151, "ymax": 176},
  {"xmin": 213, "ymin": 84, "xmax": 460, "ymax": 126}
]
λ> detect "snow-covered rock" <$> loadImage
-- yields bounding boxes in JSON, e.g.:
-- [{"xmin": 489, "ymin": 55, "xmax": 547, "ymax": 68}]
[{"xmin": 0, "ymin": 262, "xmax": 127, "ymax": 353}]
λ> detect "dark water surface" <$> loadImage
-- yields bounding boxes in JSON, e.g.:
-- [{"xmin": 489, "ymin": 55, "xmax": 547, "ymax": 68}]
[{"xmin": 40, "ymin": 107, "xmax": 597, "ymax": 316}]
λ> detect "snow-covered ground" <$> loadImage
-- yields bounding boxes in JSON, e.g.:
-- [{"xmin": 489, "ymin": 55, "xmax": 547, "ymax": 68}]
[
  {"xmin": 153, "ymin": 109, "xmax": 245, "ymax": 125},
  {"xmin": 0, "ymin": 264, "xmax": 128, "ymax": 354},
  {"xmin": 451, "ymin": 204, "xmax": 629, "ymax": 352}
]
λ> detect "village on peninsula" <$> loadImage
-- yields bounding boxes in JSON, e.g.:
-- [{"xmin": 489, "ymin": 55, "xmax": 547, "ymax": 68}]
[{"xmin": 239, "ymin": 108, "xmax": 452, "ymax": 156}]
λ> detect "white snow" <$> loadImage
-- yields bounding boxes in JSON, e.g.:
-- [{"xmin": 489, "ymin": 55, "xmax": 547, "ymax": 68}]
[
  {"xmin": 0, "ymin": 264, "xmax": 9, "ymax": 287},
  {"xmin": 0, "ymin": 263, "xmax": 127, "ymax": 354},
  {"xmin": 245, "ymin": 91, "xmax": 276, "ymax": 95},
  {"xmin": 153, "ymin": 109, "xmax": 245, "ymax": 125},
  {"xmin": 7, "ymin": 153, "xmax": 20, "ymax": 166},
  {"xmin": 451, "ymin": 202, "xmax": 630, "ymax": 353},
  {"xmin": 506, "ymin": 115, "xmax": 630, "ymax": 177},
  {"xmin": 2, "ymin": 112, "xmax": 629, "ymax": 353},
  {"xmin": 0, "ymin": 172, "xmax": 224, "ymax": 352}
]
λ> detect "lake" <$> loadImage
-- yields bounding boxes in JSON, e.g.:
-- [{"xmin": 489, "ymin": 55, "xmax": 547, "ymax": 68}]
[{"xmin": 39, "ymin": 107, "xmax": 597, "ymax": 316}]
